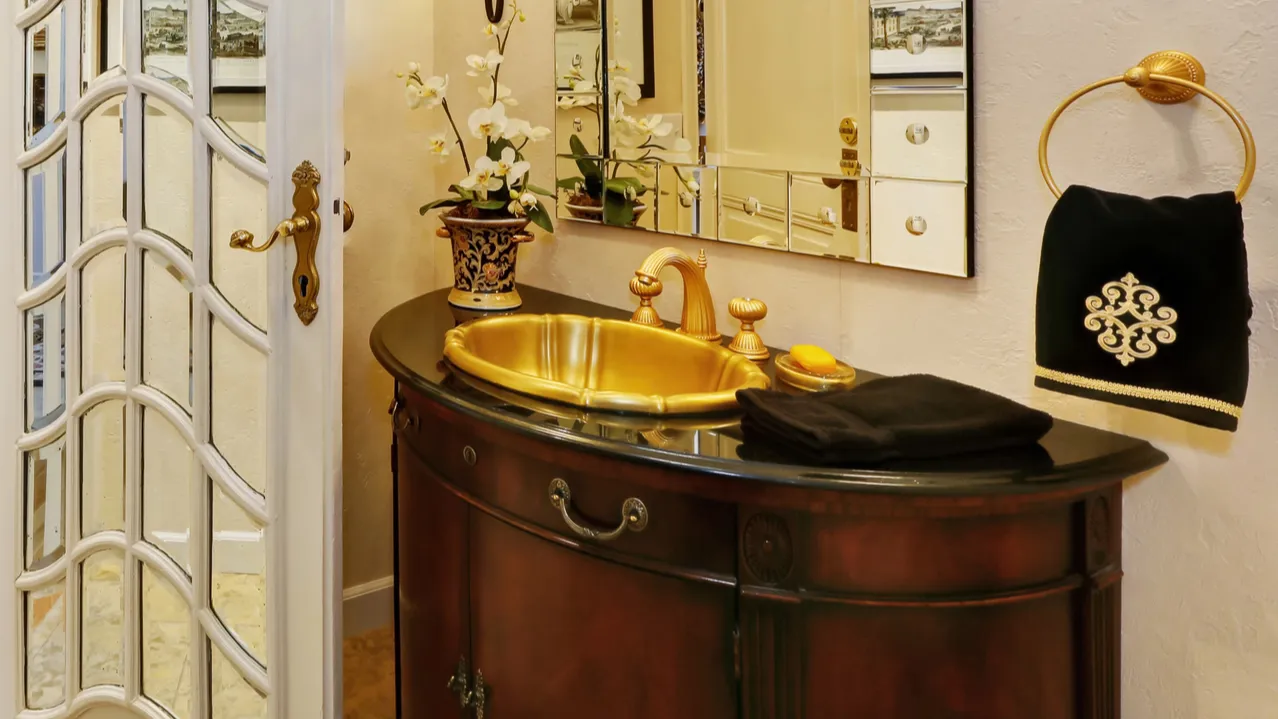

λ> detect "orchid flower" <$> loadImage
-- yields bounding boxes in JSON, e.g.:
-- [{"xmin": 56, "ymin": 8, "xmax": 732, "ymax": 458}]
[
  {"xmin": 467, "ymin": 102, "xmax": 508, "ymax": 139},
  {"xmin": 405, "ymin": 84, "xmax": 426, "ymax": 109},
  {"xmin": 479, "ymin": 82, "xmax": 518, "ymax": 107},
  {"xmin": 428, "ymin": 134, "xmax": 450, "ymax": 159},
  {"xmin": 507, "ymin": 192, "xmax": 538, "ymax": 217},
  {"xmin": 420, "ymin": 75, "xmax": 448, "ymax": 108},
  {"xmin": 466, "ymin": 49, "xmax": 504, "ymax": 77},
  {"xmin": 459, "ymin": 157, "xmax": 504, "ymax": 199},
  {"xmin": 495, "ymin": 147, "xmax": 531, "ymax": 184}
]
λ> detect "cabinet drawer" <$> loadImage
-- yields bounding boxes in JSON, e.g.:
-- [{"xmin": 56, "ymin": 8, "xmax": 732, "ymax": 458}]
[
  {"xmin": 871, "ymin": 91, "xmax": 968, "ymax": 182},
  {"xmin": 398, "ymin": 387, "xmax": 738, "ymax": 577},
  {"xmin": 870, "ymin": 178, "xmax": 968, "ymax": 277}
]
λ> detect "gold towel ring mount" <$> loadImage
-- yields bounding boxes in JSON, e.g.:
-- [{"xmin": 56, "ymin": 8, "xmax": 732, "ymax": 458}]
[{"xmin": 1039, "ymin": 51, "xmax": 1256, "ymax": 202}]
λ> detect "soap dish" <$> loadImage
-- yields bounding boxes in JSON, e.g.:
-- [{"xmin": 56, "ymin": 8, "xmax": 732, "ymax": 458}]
[{"xmin": 774, "ymin": 353, "xmax": 858, "ymax": 392}]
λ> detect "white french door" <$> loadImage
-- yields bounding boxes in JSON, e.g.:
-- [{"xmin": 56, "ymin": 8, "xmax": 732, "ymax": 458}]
[{"xmin": 1, "ymin": 0, "xmax": 344, "ymax": 717}]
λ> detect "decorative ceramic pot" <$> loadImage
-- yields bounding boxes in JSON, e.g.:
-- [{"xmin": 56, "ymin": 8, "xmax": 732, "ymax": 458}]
[
  {"xmin": 437, "ymin": 215, "xmax": 535, "ymax": 311},
  {"xmin": 564, "ymin": 202, "xmax": 648, "ymax": 227}
]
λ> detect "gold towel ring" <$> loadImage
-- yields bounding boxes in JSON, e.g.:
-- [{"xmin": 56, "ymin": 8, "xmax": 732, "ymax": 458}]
[{"xmin": 1039, "ymin": 51, "xmax": 1256, "ymax": 202}]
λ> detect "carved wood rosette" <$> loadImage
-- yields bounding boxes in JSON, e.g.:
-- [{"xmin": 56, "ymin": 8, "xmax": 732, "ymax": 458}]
[
  {"xmin": 1081, "ymin": 487, "xmax": 1123, "ymax": 719},
  {"xmin": 739, "ymin": 511, "xmax": 805, "ymax": 719}
]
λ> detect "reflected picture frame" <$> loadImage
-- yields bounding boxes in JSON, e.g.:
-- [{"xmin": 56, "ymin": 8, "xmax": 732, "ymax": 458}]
[{"xmin": 869, "ymin": 0, "xmax": 966, "ymax": 77}]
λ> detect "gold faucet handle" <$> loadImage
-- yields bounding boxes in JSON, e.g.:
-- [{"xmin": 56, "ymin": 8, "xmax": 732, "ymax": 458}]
[
  {"xmin": 629, "ymin": 273, "xmax": 664, "ymax": 327},
  {"xmin": 728, "ymin": 297, "xmax": 770, "ymax": 362}
]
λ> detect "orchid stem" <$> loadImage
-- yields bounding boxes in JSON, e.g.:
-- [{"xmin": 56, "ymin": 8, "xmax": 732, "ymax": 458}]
[{"xmin": 440, "ymin": 99, "xmax": 471, "ymax": 174}]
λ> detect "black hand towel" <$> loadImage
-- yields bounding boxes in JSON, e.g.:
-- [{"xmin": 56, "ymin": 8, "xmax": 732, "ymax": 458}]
[
  {"xmin": 736, "ymin": 374, "xmax": 1054, "ymax": 465},
  {"xmin": 1035, "ymin": 186, "xmax": 1252, "ymax": 431}
]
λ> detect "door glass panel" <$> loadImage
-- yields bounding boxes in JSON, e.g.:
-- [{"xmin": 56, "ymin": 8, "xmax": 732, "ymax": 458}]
[
  {"xmin": 26, "ymin": 148, "xmax": 67, "ymax": 288},
  {"xmin": 142, "ymin": 250, "xmax": 194, "ymax": 412},
  {"xmin": 210, "ymin": 151, "xmax": 268, "ymax": 331},
  {"xmin": 80, "ymin": 246, "xmax": 126, "ymax": 390},
  {"xmin": 83, "ymin": 96, "xmax": 126, "ymax": 240},
  {"xmin": 143, "ymin": 0, "xmax": 191, "ymax": 93},
  {"xmin": 142, "ymin": 563, "xmax": 193, "ymax": 719},
  {"xmin": 26, "ymin": 294, "xmax": 66, "ymax": 432},
  {"xmin": 81, "ymin": 400, "xmax": 125, "ymax": 536},
  {"xmin": 210, "ymin": 0, "xmax": 267, "ymax": 160},
  {"xmin": 80, "ymin": 549, "xmax": 125, "ymax": 688},
  {"xmin": 142, "ymin": 408, "xmax": 193, "ymax": 574},
  {"xmin": 26, "ymin": 4, "xmax": 67, "ymax": 147},
  {"xmin": 26, "ymin": 582, "xmax": 66, "ymax": 710},
  {"xmin": 144, "ymin": 96, "xmax": 195, "ymax": 253},
  {"xmin": 210, "ymin": 317, "xmax": 266, "ymax": 494},
  {"xmin": 82, "ymin": 0, "xmax": 124, "ymax": 85},
  {"xmin": 25, "ymin": 437, "xmax": 66, "ymax": 570},
  {"xmin": 210, "ymin": 640, "xmax": 267, "ymax": 718},
  {"xmin": 211, "ymin": 481, "xmax": 266, "ymax": 664}
]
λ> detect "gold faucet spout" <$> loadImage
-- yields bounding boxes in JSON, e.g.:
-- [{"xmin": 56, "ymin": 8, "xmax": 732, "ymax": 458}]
[{"xmin": 631, "ymin": 247, "xmax": 721, "ymax": 343}]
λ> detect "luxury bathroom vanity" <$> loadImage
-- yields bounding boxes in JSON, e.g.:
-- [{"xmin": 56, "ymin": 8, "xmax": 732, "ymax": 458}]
[{"xmin": 372, "ymin": 286, "xmax": 1167, "ymax": 719}]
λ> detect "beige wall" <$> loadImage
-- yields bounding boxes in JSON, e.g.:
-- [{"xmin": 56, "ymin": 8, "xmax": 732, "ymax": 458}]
[
  {"xmin": 426, "ymin": 0, "xmax": 1278, "ymax": 715},
  {"xmin": 342, "ymin": 0, "xmax": 439, "ymax": 589}
]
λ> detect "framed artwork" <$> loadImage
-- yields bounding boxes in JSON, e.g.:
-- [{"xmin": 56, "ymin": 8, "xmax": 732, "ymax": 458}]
[
  {"xmin": 212, "ymin": 0, "xmax": 267, "ymax": 90},
  {"xmin": 870, "ymin": 1, "xmax": 966, "ymax": 77},
  {"xmin": 556, "ymin": 0, "xmax": 602, "ymax": 30}
]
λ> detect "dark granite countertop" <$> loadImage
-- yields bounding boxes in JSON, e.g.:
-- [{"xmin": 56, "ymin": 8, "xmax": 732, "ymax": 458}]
[{"xmin": 371, "ymin": 285, "xmax": 1168, "ymax": 495}]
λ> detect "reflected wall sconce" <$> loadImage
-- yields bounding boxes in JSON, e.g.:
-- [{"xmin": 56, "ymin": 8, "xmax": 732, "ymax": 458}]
[{"xmin": 485, "ymin": 0, "xmax": 504, "ymax": 24}]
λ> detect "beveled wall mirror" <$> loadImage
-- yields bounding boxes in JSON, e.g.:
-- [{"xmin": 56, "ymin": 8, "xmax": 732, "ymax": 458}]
[{"xmin": 554, "ymin": 0, "xmax": 974, "ymax": 277}]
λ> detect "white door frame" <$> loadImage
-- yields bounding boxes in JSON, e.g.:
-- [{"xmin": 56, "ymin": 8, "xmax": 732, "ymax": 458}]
[{"xmin": 0, "ymin": 0, "xmax": 345, "ymax": 715}]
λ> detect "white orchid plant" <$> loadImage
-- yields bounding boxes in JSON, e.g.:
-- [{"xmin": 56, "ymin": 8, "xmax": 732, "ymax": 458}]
[
  {"xmin": 557, "ymin": 39, "xmax": 698, "ymax": 226},
  {"xmin": 400, "ymin": 0, "xmax": 554, "ymax": 232}
]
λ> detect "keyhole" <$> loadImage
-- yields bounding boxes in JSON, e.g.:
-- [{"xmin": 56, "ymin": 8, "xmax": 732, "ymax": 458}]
[{"xmin": 298, "ymin": 275, "xmax": 309, "ymax": 298}]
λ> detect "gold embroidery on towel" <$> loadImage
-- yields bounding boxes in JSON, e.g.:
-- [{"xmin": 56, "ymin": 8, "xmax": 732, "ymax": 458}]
[
  {"xmin": 1084, "ymin": 273, "xmax": 1179, "ymax": 366},
  {"xmin": 1035, "ymin": 366, "xmax": 1242, "ymax": 418}
]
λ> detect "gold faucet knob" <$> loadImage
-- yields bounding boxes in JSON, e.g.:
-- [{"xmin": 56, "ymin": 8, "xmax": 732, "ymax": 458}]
[
  {"xmin": 629, "ymin": 274, "xmax": 665, "ymax": 327},
  {"xmin": 728, "ymin": 297, "xmax": 770, "ymax": 362}
]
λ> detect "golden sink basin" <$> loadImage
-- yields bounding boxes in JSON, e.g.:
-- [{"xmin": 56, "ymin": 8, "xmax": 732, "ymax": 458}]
[{"xmin": 443, "ymin": 314, "xmax": 770, "ymax": 415}]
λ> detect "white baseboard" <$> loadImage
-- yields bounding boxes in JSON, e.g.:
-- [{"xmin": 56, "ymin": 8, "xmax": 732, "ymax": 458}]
[
  {"xmin": 343, "ymin": 576, "xmax": 394, "ymax": 638},
  {"xmin": 150, "ymin": 529, "xmax": 264, "ymax": 575}
]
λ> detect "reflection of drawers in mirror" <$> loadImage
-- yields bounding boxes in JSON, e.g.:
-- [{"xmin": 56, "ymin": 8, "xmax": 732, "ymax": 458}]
[
  {"xmin": 871, "ymin": 178, "xmax": 969, "ymax": 277},
  {"xmin": 553, "ymin": 0, "xmax": 974, "ymax": 278},
  {"xmin": 870, "ymin": 89, "xmax": 968, "ymax": 182}
]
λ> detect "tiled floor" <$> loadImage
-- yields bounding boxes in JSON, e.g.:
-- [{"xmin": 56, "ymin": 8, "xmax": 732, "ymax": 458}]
[{"xmin": 343, "ymin": 626, "xmax": 396, "ymax": 718}]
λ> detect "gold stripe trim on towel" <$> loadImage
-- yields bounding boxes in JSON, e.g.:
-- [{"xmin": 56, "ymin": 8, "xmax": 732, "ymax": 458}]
[{"xmin": 1034, "ymin": 367, "xmax": 1243, "ymax": 418}]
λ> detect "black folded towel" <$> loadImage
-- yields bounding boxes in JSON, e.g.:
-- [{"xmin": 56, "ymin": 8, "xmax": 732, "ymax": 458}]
[
  {"xmin": 1035, "ymin": 186, "xmax": 1252, "ymax": 431},
  {"xmin": 736, "ymin": 374, "xmax": 1054, "ymax": 465}
]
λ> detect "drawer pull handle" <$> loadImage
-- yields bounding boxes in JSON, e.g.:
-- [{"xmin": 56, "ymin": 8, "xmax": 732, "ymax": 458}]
[
  {"xmin": 905, "ymin": 122, "xmax": 931, "ymax": 145},
  {"xmin": 905, "ymin": 215, "xmax": 928, "ymax": 236},
  {"xmin": 391, "ymin": 401, "xmax": 418, "ymax": 432},
  {"xmin": 548, "ymin": 478, "xmax": 648, "ymax": 541},
  {"xmin": 463, "ymin": 446, "xmax": 478, "ymax": 466}
]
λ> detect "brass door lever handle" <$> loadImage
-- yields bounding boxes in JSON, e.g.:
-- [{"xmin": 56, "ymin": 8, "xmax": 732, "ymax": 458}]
[{"xmin": 228, "ymin": 160, "xmax": 323, "ymax": 325}]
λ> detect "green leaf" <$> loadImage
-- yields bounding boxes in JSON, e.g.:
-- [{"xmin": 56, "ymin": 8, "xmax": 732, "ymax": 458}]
[
  {"xmin": 449, "ymin": 184, "xmax": 475, "ymax": 201},
  {"xmin": 603, "ymin": 191, "xmax": 635, "ymax": 227},
  {"xmin": 604, "ymin": 177, "xmax": 646, "ymax": 193},
  {"xmin": 569, "ymin": 134, "xmax": 603, "ymax": 182},
  {"xmin": 527, "ymin": 201, "xmax": 554, "ymax": 234},
  {"xmin": 471, "ymin": 199, "xmax": 509, "ymax": 210},
  {"xmin": 525, "ymin": 181, "xmax": 555, "ymax": 197},
  {"xmin": 556, "ymin": 177, "xmax": 585, "ymax": 190},
  {"xmin": 568, "ymin": 134, "xmax": 589, "ymax": 158},
  {"xmin": 419, "ymin": 198, "xmax": 466, "ymax": 215},
  {"xmin": 487, "ymin": 137, "xmax": 514, "ymax": 162},
  {"xmin": 583, "ymin": 174, "xmax": 604, "ymax": 199}
]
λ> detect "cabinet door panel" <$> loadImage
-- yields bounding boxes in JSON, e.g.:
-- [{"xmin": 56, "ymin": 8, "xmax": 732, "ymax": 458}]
[
  {"xmin": 398, "ymin": 446, "xmax": 470, "ymax": 719},
  {"xmin": 470, "ymin": 512, "xmax": 737, "ymax": 719}
]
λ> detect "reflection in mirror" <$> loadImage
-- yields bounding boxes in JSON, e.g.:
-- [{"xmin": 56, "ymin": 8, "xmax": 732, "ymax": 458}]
[
  {"xmin": 143, "ymin": 0, "xmax": 190, "ymax": 93},
  {"xmin": 556, "ymin": 153, "xmax": 605, "ymax": 224},
  {"xmin": 81, "ymin": 400, "xmax": 126, "ymax": 536},
  {"xmin": 142, "ymin": 564, "xmax": 193, "ymax": 718},
  {"xmin": 25, "ymin": 437, "xmax": 66, "ymax": 570},
  {"xmin": 80, "ymin": 246, "xmax": 127, "ymax": 390},
  {"xmin": 26, "ymin": 5, "xmax": 67, "ymax": 147},
  {"xmin": 83, "ymin": 96, "xmax": 127, "ymax": 240},
  {"xmin": 554, "ymin": 0, "xmax": 974, "ymax": 276},
  {"xmin": 142, "ymin": 409, "xmax": 194, "ymax": 574},
  {"xmin": 211, "ymin": 1, "xmax": 267, "ymax": 160},
  {"xmin": 210, "ymin": 317, "xmax": 266, "ymax": 495},
  {"xmin": 81, "ymin": 550, "xmax": 125, "ymax": 688},
  {"xmin": 790, "ymin": 174, "xmax": 870, "ymax": 260},
  {"xmin": 26, "ymin": 582, "xmax": 66, "ymax": 710},
  {"xmin": 142, "ymin": 251, "xmax": 194, "ymax": 413},
  {"xmin": 210, "ymin": 640, "xmax": 267, "ymax": 718},
  {"xmin": 210, "ymin": 152, "xmax": 269, "ymax": 331},
  {"xmin": 82, "ymin": 0, "xmax": 124, "ymax": 87},
  {"xmin": 26, "ymin": 295, "xmax": 66, "ymax": 432},
  {"xmin": 26, "ymin": 149, "xmax": 67, "ymax": 289},
  {"xmin": 718, "ymin": 167, "xmax": 787, "ymax": 251},
  {"xmin": 869, "ymin": 176, "xmax": 968, "ymax": 274},
  {"xmin": 144, "ymin": 96, "xmax": 196, "ymax": 253},
  {"xmin": 211, "ymin": 482, "xmax": 267, "ymax": 664}
]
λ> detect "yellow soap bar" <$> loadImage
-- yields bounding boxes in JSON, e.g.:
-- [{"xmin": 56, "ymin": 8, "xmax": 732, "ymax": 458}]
[{"xmin": 790, "ymin": 345, "xmax": 838, "ymax": 375}]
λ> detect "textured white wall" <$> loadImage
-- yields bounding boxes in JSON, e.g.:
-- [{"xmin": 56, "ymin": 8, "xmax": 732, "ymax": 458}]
[
  {"xmin": 425, "ymin": 0, "xmax": 1278, "ymax": 714},
  {"xmin": 342, "ymin": 0, "xmax": 438, "ymax": 588}
]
